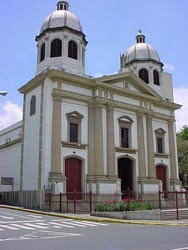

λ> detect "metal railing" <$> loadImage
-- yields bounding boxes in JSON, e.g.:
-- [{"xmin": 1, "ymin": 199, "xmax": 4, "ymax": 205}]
[
  {"xmin": 0, "ymin": 190, "xmax": 45, "ymax": 210},
  {"xmin": 1, "ymin": 190, "xmax": 188, "ymax": 219},
  {"xmin": 159, "ymin": 190, "xmax": 188, "ymax": 220},
  {"xmin": 45, "ymin": 191, "xmax": 93, "ymax": 214}
]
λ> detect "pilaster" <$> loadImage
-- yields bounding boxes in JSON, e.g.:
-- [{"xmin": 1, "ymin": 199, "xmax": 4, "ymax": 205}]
[
  {"xmin": 46, "ymin": 38, "xmax": 50, "ymax": 59},
  {"xmin": 94, "ymin": 102, "xmax": 104, "ymax": 177},
  {"xmin": 168, "ymin": 119, "xmax": 179, "ymax": 181},
  {"xmin": 137, "ymin": 111, "xmax": 146, "ymax": 178},
  {"xmin": 87, "ymin": 102, "xmax": 95, "ymax": 177},
  {"xmin": 20, "ymin": 94, "xmax": 26, "ymax": 191},
  {"xmin": 106, "ymin": 104, "xmax": 117, "ymax": 179},
  {"xmin": 146, "ymin": 113, "xmax": 156, "ymax": 178},
  {"xmin": 49, "ymin": 94, "xmax": 64, "ymax": 183}
]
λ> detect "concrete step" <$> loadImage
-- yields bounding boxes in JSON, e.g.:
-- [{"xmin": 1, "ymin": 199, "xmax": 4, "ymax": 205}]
[{"xmin": 161, "ymin": 209, "xmax": 188, "ymax": 220}]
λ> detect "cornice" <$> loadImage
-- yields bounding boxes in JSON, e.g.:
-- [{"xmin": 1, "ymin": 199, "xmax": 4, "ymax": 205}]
[
  {"xmin": 18, "ymin": 69, "xmax": 181, "ymax": 112},
  {"xmin": 52, "ymin": 88, "xmax": 177, "ymax": 121},
  {"xmin": 47, "ymin": 69, "xmax": 95, "ymax": 88},
  {"xmin": 18, "ymin": 72, "xmax": 47, "ymax": 94},
  {"xmin": 115, "ymin": 147, "xmax": 137, "ymax": 154},
  {"xmin": 124, "ymin": 58, "xmax": 164, "ymax": 67},
  {"xmin": 154, "ymin": 153, "xmax": 169, "ymax": 159},
  {"xmin": 61, "ymin": 141, "xmax": 87, "ymax": 150},
  {"xmin": 0, "ymin": 124, "xmax": 22, "ymax": 136},
  {"xmin": 0, "ymin": 138, "xmax": 21, "ymax": 149},
  {"xmin": 154, "ymin": 101, "xmax": 181, "ymax": 110},
  {"xmin": 52, "ymin": 88, "xmax": 92, "ymax": 103},
  {"xmin": 18, "ymin": 69, "xmax": 94, "ymax": 94},
  {"xmin": 152, "ymin": 112, "xmax": 173, "ymax": 121},
  {"xmin": 36, "ymin": 26, "xmax": 88, "ymax": 46}
]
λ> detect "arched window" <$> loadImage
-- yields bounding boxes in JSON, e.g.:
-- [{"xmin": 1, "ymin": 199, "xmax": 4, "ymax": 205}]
[
  {"xmin": 68, "ymin": 40, "xmax": 77, "ymax": 60},
  {"xmin": 40, "ymin": 43, "xmax": 45, "ymax": 62},
  {"xmin": 50, "ymin": 39, "xmax": 62, "ymax": 57},
  {"xmin": 153, "ymin": 70, "xmax": 160, "ymax": 86},
  {"xmin": 30, "ymin": 95, "xmax": 36, "ymax": 116},
  {"xmin": 139, "ymin": 69, "xmax": 149, "ymax": 84}
]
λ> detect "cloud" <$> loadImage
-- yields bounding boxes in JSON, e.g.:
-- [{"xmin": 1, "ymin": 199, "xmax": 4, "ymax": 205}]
[
  {"xmin": 174, "ymin": 87, "xmax": 188, "ymax": 132},
  {"xmin": 163, "ymin": 62, "xmax": 175, "ymax": 72},
  {"xmin": 0, "ymin": 101, "xmax": 22, "ymax": 130}
]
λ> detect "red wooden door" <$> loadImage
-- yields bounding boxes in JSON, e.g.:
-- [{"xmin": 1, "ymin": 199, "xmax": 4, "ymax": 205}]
[
  {"xmin": 65, "ymin": 158, "xmax": 81, "ymax": 200},
  {"xmin": 156, "ymin": 165, "xmax": 167, "ymax": 193}
]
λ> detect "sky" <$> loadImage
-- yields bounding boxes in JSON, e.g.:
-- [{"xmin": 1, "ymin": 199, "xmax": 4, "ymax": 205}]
[{"xmin": 0, "ymin": 0, "xmax": 188, "ymax": 131}]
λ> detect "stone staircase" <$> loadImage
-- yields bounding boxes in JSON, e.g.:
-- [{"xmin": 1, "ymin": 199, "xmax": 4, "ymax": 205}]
[{"xmin": 161, "ymin": 209, "xmax": 188, "ymax": 220}]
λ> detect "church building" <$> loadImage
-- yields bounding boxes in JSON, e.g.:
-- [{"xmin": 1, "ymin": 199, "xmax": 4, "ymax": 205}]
[{"xmin": 0, "ymin": 1, "xmax": 182, "ymax": 201}]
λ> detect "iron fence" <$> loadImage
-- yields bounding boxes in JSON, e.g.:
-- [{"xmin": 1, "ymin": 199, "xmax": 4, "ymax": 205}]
[
  {"xmin": 0, "ymin": 190, "xmax": 45, "ymax": 210},
  {"xmin": 45, "ymin": 191, "xmax": 159, "ymax": 214},
  {"xmin": 45, "ymin": 190, "xmax": 188, "ymax": 220},
  {"xmin": 159, "ymin": 190, "xmax": 188, "ymax": 220},
  {"xmin": 1, "ymin": 190, "xmax": 188, "ymax": 220}
]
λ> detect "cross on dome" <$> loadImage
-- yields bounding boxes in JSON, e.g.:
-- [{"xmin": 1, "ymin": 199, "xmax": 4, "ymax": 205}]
[{"xmin": 57, "ymin": 1, "xmax": 69, "ymax": 11}]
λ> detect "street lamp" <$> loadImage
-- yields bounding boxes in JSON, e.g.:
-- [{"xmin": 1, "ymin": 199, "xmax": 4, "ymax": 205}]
[{"xmin": 0, "ymin": 91, "xmax": 7, "ymax": 96}]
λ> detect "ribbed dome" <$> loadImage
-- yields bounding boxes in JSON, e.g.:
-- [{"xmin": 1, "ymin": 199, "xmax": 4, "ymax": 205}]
[
  {"xmin": 40, "ymin": 2, "xmax": 83, "ymax": 34},
  {"xmin": 127, "ymin": 43, "xmax": 160, "ymax": 62},
  {"xmin": 126, "ymin": 31, "xmax": 160, "ymax": 63}
]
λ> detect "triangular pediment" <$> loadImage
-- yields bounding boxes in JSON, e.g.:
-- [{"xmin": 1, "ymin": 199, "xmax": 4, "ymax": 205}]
[
  {"xmin": 155, "ymin": 128, "xmax": 166, "ymax": 134},
  {"xmin": 66, "ymin": 111, "xmax": 84, "ymax": 119},
  {"xmin": 95, "ymin": 72, "xmax": 163, "ymax": 100}
]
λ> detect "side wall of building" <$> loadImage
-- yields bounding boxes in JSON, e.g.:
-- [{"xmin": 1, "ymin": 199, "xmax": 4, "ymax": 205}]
[
  {"xmin": 22, "ymin": 86, "xmax": 41, "ymax": 190},
  {"xmin": 0, "ymin": 121, "xmax": 22, "ymax": 191}
]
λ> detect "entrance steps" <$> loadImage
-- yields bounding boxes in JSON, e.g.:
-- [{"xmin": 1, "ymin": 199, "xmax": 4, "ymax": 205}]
[
  {"xmin": 161, "ymin": 208, "xmax": 188, "ymax": 220},
  {"xmin": 61, "ymin": 200, "xmax": 91, "ymax": 213}
]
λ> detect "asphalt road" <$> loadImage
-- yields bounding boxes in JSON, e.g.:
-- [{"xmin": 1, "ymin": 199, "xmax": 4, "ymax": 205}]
[{"xmin": 0, "ymin": 208, "xmax": 188, "ymax": 250}]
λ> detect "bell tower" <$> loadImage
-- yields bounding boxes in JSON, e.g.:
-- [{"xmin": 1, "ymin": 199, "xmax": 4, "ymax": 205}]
[
  {"xmin": 35, "ymin": 1, "xmax": 87, "ymax": 76},
  {"xmin": 120, "ymin": 31, "xmax": 174, "ymax": 101}
]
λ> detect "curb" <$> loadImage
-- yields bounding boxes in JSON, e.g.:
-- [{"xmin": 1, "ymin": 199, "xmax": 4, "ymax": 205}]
[{"xmin": 1, "ymin": 205, "xmax": 188, "ymax": 227}]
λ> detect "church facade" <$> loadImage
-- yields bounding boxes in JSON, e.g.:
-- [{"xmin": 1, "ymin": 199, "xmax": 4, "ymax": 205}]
[{"xmin": 0, "ymin": 1, "xmax": 182, "ymax": 200}]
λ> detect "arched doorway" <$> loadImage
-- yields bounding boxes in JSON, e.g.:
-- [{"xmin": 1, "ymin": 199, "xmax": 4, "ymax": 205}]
[
  {"xmin": 65, "ymin": 158, "xmax": 81, "ymax": 199},
  {"xmin": 118, "ymin": 158, "xmax": 133, "ymax": 196},
  {"xmin": 156, "ymin": 165, "xmax": 167, "ymax": 193}
]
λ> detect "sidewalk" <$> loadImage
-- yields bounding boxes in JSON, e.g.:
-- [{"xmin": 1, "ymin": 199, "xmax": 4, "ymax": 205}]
[{"xmin": 1, "ymin": 204, "xmax": 188, "ymax": 227}]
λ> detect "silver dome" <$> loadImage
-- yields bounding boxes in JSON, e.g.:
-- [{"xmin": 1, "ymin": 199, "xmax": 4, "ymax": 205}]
[
  {"xmin": 127, "ymin": 43, "xmax": 160, "ymax": 62},
  {"xmin": 40, "ymin": 10, "xmax": 83, "ymax": 34},
  {"xmin": 126, "ymin": 31, "xmax": 160, "ymax": 63}
]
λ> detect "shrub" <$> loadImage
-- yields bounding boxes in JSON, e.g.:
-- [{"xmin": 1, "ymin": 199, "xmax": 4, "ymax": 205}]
[
  {"xmin": 129, "ymin": 201, "xmax": 155, "ymax": 211},
  {"xmin": 94, "ymin": 200, "xmax": 155, "ymax": 212},
  {"xmin": 95, "ymin": 201, "xmax": 127, "ymax": 212}
]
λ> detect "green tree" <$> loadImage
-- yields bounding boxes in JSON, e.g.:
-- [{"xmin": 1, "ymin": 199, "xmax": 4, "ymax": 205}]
[
  {"xmin": 177, "ymin": 125, "xmax": 188, "ymax": 187},
  {"xmin": 177, "ymin": 125, "xmax": 188, "ymax": 140}
]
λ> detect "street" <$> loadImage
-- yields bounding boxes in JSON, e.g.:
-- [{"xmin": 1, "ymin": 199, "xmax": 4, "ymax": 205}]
[{"xmin": 0, "ymin": 208, "xmax": 188, "ymax": 250}]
